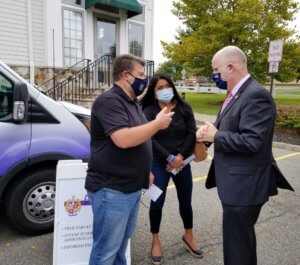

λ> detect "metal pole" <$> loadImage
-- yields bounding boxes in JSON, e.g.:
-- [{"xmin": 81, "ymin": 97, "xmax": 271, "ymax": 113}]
[
  {"xmin": 270, "ymin": 73, "xmax": 274, "ymax": 95},
  {"xmin": 52, "ymin": 29, "xmax": 55, "ymax": 68},
  {"xmin": 182, "ymin": 92, "xmax": 186, "ymax": 100}
]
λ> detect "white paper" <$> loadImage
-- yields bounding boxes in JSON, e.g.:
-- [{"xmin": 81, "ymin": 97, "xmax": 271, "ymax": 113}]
[
  {"xmin": 170, "ymin": 154, "xmax": 196, "ymax": 175},
  {"xmin": 144, "ymin": 184, "xmax": 163, "ymax": 202}
]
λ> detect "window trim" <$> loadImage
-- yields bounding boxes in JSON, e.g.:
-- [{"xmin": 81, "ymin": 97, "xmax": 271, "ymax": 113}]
[
  {"xmin": 93, "ymin": 14, "xmax": 120, "ymax": 60},
  {"xmin": 0, "ymin": 71, "xmax": 14, "ymax": 122},
  {"xmin": 61, "ymin": 0, "xmax": 84, "ymax": 9},
  {"xmin": 129, "ymin": 4, "xmax": 145, "ymax": 22},
  {"xmin": 62, "ymin": 7, "xmax": 85, "ymax": 67},
  {"xmin": 128, "ymin": 21, "xmax": 144, "ymax": 58}
]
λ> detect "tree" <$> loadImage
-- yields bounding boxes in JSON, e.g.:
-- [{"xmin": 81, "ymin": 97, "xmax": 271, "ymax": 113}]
[
  {"xmin": 155, "ymin": 60, "xmax": 184, "ymax": 81},
  {"xmin": 162, "ymin": 0, "xmax": 300, "ymax": 83}
]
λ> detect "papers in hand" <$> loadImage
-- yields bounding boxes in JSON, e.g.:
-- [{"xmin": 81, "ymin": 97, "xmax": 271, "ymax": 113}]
[
  {"xmin": 144, "ymin": 184, "xmax": 163, "ymax": 202},
  {"xmin": 170, "ymin": 154, "xmax": 196, "ymax": 175}
]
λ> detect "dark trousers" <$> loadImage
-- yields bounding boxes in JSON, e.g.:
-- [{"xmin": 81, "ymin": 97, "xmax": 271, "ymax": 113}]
[
  {"xmin": 222, "ymin": 203, "xmax": 264, "ymax": 265},
  {"xmin": 149, "ymin": 159, "xmax": 193, "ymax": 234}
]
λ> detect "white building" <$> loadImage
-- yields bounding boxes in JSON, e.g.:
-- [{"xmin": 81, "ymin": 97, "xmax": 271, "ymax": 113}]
[{"xmin": 0, "ymin": 0, "xmax": 154, "ymax": 85}]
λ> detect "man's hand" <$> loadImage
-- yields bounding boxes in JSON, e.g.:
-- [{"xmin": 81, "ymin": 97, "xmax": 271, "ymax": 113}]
[
  {"xmin": 149, "ymin": 172, "xmax": 154, "ymax": 186},
  {"xmin": 197, "ymin": 121, "xmax": 218, "ymax": 143},
  {"xmin": 155, "ymin": 107, "xmax": 174, "ymax": 129},
  {"xmin": 196, "ymin": 124, "xmax": 209, "ymax": 140}
]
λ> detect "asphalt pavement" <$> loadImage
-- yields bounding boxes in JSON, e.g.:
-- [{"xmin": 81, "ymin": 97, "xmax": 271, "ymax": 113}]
[{"xmin": 0, "ymin": 147, "xmax": 300, "ymax": 265}]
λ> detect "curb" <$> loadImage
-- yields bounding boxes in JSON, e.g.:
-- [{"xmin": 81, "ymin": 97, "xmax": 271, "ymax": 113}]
[{"xmin": 272, "ymin": 141, "xmax": 300, "ymax": 152}]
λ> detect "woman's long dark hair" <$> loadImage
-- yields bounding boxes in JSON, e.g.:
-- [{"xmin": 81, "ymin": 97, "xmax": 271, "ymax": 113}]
[{"xmin": 141, "ymin": 73, "xmax": 190, "ymax": 116}]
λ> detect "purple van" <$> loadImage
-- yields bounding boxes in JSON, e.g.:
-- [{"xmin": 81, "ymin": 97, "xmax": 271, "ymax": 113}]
[{"xmin": 0, "ymin": 61, "xmax": 91, "ymax": 235}]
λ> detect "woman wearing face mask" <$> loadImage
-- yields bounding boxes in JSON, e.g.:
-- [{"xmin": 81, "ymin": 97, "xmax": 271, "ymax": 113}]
[{"xmin": 141, "ymin": 74, "xmax": 203, "ymax": 264}]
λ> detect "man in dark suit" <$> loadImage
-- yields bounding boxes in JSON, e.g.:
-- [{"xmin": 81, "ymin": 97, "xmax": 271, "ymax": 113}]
[{"xmin": 197, "ymin": 46, "xmax": 294, "ymax": 265}]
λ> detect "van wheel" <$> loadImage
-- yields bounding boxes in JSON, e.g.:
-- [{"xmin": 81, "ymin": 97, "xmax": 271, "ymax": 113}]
[{"xmin": 6, "ymin": 168, "xmax": 56, "ymax": 235}]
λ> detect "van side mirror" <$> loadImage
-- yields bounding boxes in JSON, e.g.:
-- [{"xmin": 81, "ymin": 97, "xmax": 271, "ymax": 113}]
[{"xmin": 13, "ymin": 82, "xmax": 28, "ymax": 122}]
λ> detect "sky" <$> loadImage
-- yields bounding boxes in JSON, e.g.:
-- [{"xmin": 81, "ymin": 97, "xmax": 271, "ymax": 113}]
[
  {"xmin": 153, "ymin": 0, "xmax": 183, "ymax": 65},
  {"xmin": 153, "ymin": 0, "xmax": 300, "ymax": 66}
]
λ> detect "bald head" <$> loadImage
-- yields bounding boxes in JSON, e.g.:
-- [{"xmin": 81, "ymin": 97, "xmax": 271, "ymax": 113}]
[{"xmin": 213, "ymin": 46, "xmax": 248, "ymax": 71}]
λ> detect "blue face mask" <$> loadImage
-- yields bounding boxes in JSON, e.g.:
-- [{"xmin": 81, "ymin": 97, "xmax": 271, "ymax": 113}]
[
  {"xmin": 128, "ymin": 73, "xmax": 148, "ymax": 97},
  {"xmin": 212, "ymin": 73, "xmax": 227, "ymax": 90},
  {"xmin": 156, "ymin": 87, "xmax": 174, "ymax": 103}
]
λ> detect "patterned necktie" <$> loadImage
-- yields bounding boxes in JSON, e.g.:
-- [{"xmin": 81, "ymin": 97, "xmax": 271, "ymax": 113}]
[{"xmin": 221, "ymin": 92, "xmax": 233, "ymax": 113}]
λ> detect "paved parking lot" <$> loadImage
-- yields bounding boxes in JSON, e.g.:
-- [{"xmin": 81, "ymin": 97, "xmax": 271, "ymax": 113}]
[{"xmin": 0, "ymin": 147, "xmax": 300, "ymax": 265}]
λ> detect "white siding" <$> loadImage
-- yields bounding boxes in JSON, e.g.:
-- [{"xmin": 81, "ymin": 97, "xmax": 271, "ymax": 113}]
[
  {"xmin": 32, "ymin": 0, "xmax": 46, "ymax": 66},
  {"xmin": 0, "ymin": 0, "xmax": 45, "ymax": 66},
  {"xmin": 0, "ymin": 0, "xmax": 29, "ymax": 65}
]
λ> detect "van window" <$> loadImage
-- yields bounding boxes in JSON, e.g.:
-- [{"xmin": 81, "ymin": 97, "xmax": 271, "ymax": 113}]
[{"xmin": 0, "ymin": 73, "xmax": 13, "ymax": 120}]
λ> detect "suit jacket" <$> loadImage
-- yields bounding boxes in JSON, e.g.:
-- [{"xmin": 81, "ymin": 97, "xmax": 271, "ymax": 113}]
[{"xmin": 206, "ymin": 77, "xmax": 294, "ymax": 206}]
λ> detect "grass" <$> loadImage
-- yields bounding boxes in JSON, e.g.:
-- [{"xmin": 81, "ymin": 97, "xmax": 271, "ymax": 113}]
[
  {"xmin": 182, "ymin": 91, "xmax": 300, "ymax": 116},
  {"xmin": 274, "ymin": 96, "xmax": 300, "ymax": 106},
  {"xmin": 275, "ymin": 90, "xmax": 300, "ymax": 96},
  {"xmin": 183, "ymin": 92, "xmax": 226, "ymax": 115}
]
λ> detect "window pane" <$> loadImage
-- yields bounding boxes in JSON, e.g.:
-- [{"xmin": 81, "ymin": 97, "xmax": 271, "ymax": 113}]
[
  {"xmin": 76, "ymin": 12, "xmax": 82, "ymax": 22},
  {"xmin": 71, "ymin": 48, "xmax": 76, "ymax": 57},
  {"xmin": 64, "ymin": 37, "xmax": 70, "ymax": 47},
  {"xmin": 64, "ymin": 19, "xmax": 70, "ymax": 29},
  {"xmin": 70, "ymin": 30, "xmax": 76, "ymax": 39},
  {"xmin": 76, "ymin": 21, "xmax": 81, "ymax": 31},
  {"xmin": 76, "ymin": 40, "xmax": 82, "ymax": 49},
  {"xmin": 77, "ymin": 50, "xmax": 82, "ymax": 58},
  {"xmin": 70, "ymin": 39, "xmax": 76, "ymax": 48},
  {"xmin": 96, "ymin": 19, "xmax": 116, "ymax": 57},
  {"xmin": 63, "ymin": 9, "xmax": 83, "ymax": 66},
  {"xmin": 77, "ymin": 30, "xmax": 82, "ymax": 40},
  {"xmin": 71, "ymin": 58, "xmax": 77, "ymax": 65},
  {"xmin": 64, "ymin": 48, "xmax": 70, "ymax": 57},
  {"xmin": 0, "ymin": 74, "xmax": 13, "ymax": 120},
  {"xmin": 64, "ymin": 29, "xmax": 70, "ymax": 38},
  {"xmin": 64, "ymin": 9, "xmax": 70, "ymax": 19},
  {"xmin": 128, "ymin": 23, "xmax": 143, "ymax": 57},
  {"xmin": 65, "ymin": 57, "xmax": 71, "ymax": 66},
  {"xmin": 70, "ymin": 11, "xmax": 76, "ymax": 21}
]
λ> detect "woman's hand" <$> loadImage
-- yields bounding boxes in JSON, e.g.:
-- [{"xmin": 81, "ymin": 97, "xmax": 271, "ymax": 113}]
[
  {"xmin": 166, "ymin": 163, "xmax": 175, "ymax": 172},
  {"xmin": 170, "ymin": 154, "xmax": 184, "ymax": 170}
]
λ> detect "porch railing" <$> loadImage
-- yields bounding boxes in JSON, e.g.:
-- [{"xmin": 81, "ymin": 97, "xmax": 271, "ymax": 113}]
[
  {"xmin": 44, "ymin": 55, "xmax": 155, "ymax": 104},
  {"xmin": 38, "ymin": 59, "xmax": 91, "ymax": 91}
]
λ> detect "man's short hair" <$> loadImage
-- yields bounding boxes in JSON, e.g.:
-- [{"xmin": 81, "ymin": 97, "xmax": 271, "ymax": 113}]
[
  {"xmin": 215, "ymin": 46, "xmax": 247, "ymax": 68},
  {"xmin": 113, "ymin": 54, "xmax": 145, "ymax": 82}
]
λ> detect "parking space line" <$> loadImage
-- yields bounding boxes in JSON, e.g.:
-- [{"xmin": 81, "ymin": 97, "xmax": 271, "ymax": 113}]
[
  {"xmin": 275, "ymin": 152, "xmax": 300, "ymax": 161},
  {"xmin": 166, "ymin": 152, "xmax": 300, "ymax": 190}
]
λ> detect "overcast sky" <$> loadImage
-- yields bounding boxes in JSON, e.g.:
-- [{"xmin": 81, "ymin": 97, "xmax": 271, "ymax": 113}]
[{"xmin": 153, "ymin": 0, "xmax": 300, "ymax": 66}]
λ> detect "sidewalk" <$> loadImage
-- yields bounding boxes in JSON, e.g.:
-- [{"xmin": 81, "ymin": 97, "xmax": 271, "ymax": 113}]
[
  {"xmin": 193, "ymin": 112, "xmax": 300, "ymax": 152},
  {"xmin": 193, "ymin": 112, "xmax": 216, "ymax": 125}
]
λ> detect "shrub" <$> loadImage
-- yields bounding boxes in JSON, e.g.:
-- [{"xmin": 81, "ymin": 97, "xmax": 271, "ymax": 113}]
[{"xmin": 276, "ymin": 106, "xmax": 300, "ymax": 129}]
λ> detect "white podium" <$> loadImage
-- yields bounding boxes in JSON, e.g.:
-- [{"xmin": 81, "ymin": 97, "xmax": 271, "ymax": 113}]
[{"xmin": 53, "ymin": 160, "xmax": 131, "ymax": 265}]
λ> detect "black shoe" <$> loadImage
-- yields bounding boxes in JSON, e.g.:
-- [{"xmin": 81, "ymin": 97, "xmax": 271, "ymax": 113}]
[
  {"xmin": 151, "ymin": 254, "xmax": 162, "ymax": 265},
  {"xmin": 182, "ymin": 235, "xmax": 204, "ymax": 258}
]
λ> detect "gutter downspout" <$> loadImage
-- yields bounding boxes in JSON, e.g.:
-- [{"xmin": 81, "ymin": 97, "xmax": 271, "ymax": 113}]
[{"xmin": 27, "ymin": 0, "xmax": 34, "ymax": 84}]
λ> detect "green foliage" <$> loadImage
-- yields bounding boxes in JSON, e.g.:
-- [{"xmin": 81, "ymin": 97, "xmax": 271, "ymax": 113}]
[
  {"xmin": 184, "ymin": 91, "xmax": 300, "ymax": 120},
  {"xmin": 275, "ymin": 41, "xmax": 300, "ymax": 82},
  {"xmin": 184, "ymin": 92, "xmax": 226, "ymax": 115},
  {"xmin": 155, "ymin": 60, "xmax": 183, "ymax": 81},
  {"xmin": 276, "ymin": 106, "xmax": 300, "ymax": 129},
  {"xmin": 162, "ymin": 0, "xmax": 300, "ymax": 83}
]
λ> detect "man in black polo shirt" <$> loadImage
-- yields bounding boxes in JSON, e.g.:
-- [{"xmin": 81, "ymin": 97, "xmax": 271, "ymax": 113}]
[{"xmin": 85, "ymin": 54, "xmax": 174, "ymax": 265}]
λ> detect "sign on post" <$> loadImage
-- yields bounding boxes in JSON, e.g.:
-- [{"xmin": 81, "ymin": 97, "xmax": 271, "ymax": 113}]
[
  {"xmin": 269, "ymin": 61, "xmax": 280, "ymax": 73},
  {"xmin": 53, "ymin": 160, "xmax": 131, "ymax": 265},
  {"xmin": 268, "ymin": 40, "xmax": 283, "ymax": 96},
  {"xmin": 268, "ymin": 40, "xmax": 284, "ymax": 62},
  {"xmin": 181, "ymin": 69, "xmax": 186, "ymax": 80}
]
